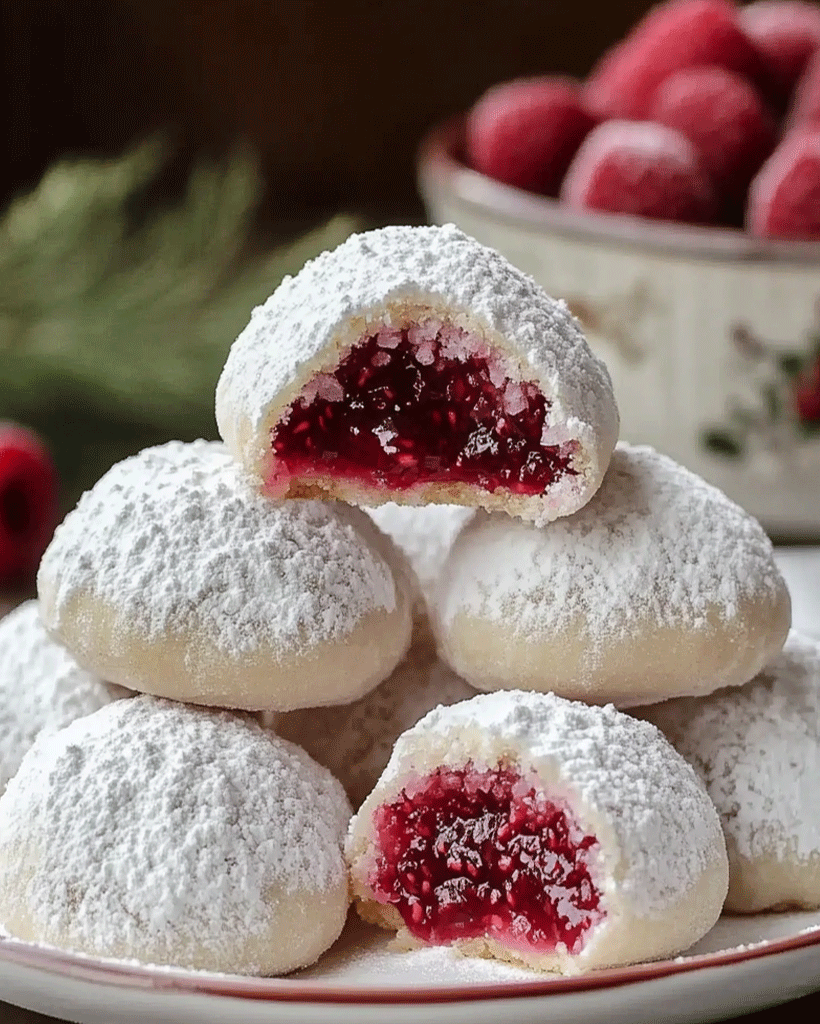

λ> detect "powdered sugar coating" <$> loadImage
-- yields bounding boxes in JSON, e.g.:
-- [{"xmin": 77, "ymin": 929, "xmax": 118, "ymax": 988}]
[
  {"xmin": 0, "ymin": 601, "xmax": 128, "ymax": 791},
  {"xmin": 573, "ymin": 120, "xmax": 698, "ymax": 169},
  {"xmin": 747, "ymin": 129, "xmax": 820, "ymax": 239},
  {"xmin": 741, "ymin": 1, "xmax": 820, "ymax": 100},
  {"xmin": 276, "ymin": 647, "xmax": 476, "ymax": 807},
  {"xmin": 38, "ymin": 440, "xmax": 398, "ymax": 659},
  {"xmin": 215, "ymin": 224, "xmax": 619, "ymax": 524},
  {"xmin": 365, "ymin": 503, "xmax": 475, "ymax": 613},
  {"xmin": 444, "ymin": 442, "xmax": 782, "ymax": 632},
  {"xmin": 0, "ymin": 696, "xmax": 352, "ymax": 973},
  {"xmin": 370, "ymin": 690, "xmax": 724, "ymax": 921},
  {"xmin": 433, "ymin": 443, "xmax": 789, "ymax": 704},
  {"xmin": 560, "ymin": 120, "xmax": 716, "ymax": 220},
  {"xmin": 642, "ymin": 632, "xmax": 820, "ymax": 866}
]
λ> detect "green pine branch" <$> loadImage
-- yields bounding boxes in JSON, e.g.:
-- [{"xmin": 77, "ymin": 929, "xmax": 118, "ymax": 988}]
[{"xmin": 0, "ymin": 140, "xmax": 360, "ymax": 437}]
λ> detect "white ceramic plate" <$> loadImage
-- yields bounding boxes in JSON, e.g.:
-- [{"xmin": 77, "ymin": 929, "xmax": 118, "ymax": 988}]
[
  {"xmin": 1, "ymin": 550, "xmax": 818, "ymax": 1024},
  {"xmin": 1, "ymin": 912, "xmax": 820, "ymax": 1024}
]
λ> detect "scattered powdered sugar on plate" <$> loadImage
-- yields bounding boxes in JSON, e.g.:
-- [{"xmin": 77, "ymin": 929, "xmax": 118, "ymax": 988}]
[
  {"xmin": 0, "ymin": 696, "xmax": 351, "ymax": 971},
  {"xmin": 383, "ymin": 691, "xmax": 724, "ymax": 919},
  {"xmin": 643, "ymin": 632, "xmax": 820, "ymax": 863},
  {"xmin": 671, "ymin": 941, "xmax": 771, "ymax": 963},
  {"xmin": 297, "ymin": 919, "xmax": 541, "ymax": 983},
  {"xmin": 360, "ymin": 944, "xmax": 540, "ymax": 983},
  {"xmin": 436, "ymin": 443, "xmax": 784, "ymax": 641},
  {"xmin": 38, "ymin": 440, "xmax": 398, "ymax": 656},
  {"xmin": 0, "ymin": 600, "xmax": 128, "ymax": 791}
]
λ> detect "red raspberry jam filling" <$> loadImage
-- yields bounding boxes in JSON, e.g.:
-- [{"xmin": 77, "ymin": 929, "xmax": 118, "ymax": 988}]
[
  {"xmin": 369, "ymin": 765, "xmax": 604, "ymax": 956},
  {"xmin": 270, "ymin": 323, "xmax": 578, "ymax": 495}
]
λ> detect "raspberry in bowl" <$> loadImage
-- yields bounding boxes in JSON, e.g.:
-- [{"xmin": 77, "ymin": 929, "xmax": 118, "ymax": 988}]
[{"xmin": 418, "ymin": 0, "xmax": 820, "ymax": 540}]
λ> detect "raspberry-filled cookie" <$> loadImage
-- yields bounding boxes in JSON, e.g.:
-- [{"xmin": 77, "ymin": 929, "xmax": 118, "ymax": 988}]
[
  {"xmin": 215, "ymin": 224, "xmax": 619, "ymax": 526},
  {"xmin": 346, "ymin": 690, "xmax": 728, "ymax": 973},
  {"xmin": 640, "ymin": 632, "xmax": 820, "ymax": 914},
  {"xmin": 276, "ymin": 644, "xmax": 475, "ymax": 808},
  {"xmin": 433, "ymin": 444, "xmax": 790, "ymax": 707},
  {"xmin": 37, "ymin": 441, "xmax": 413, "ymax": 711},
  {"xmin": 0, "ymin": 696, "xmax": 352, "ymax": 975},
  {"xmin": 0, "ymin": 600, "xmax": 128, "ymax": 791}
]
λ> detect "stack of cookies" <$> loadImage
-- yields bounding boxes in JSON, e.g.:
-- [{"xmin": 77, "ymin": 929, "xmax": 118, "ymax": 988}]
[{"xmin": 0, "ymin": 224, "xmax": 814, "ymax": 979}]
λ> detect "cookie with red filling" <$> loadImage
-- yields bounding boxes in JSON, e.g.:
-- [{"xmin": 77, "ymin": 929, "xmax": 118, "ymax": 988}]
[
  {"xmin": 215, "ymin": 224, "xmax": 619, "ymax": 527},
  {"xmin": 346, "ymin": 690, "xmax": 728, "ymax": 973}
]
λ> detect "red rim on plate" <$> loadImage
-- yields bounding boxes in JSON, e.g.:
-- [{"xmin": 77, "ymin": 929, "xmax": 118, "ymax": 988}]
[
  {"xmin": 1, "ymin": 922, "xmax": 819, "ymax": 1004},
  {"xmin": 417, "ymin": 117, "xmax": 820, "ymax": 265}
]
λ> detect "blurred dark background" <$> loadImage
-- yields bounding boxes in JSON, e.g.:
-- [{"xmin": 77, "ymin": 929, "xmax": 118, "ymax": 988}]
[
  {"xmin": 7, "ymin": 0, "xmax": 816, "ymax": 547},
  {"xmin": 0, "ymin": 0, "xmax": 658, "ymax": 220}
]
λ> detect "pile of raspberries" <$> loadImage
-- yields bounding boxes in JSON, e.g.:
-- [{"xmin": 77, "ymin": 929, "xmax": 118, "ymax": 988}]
[{"xmin": 465, "ymin": 0, "xmax": 820, "ymax": 239}]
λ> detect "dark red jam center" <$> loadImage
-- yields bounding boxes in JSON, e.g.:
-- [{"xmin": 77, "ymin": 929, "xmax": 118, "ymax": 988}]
[
  {"xmin": 271, "ymin": 325, "xmax": 577, "ymax": 494},
  {"xmin": 370, "ymin": 765, "xmax": 603, "ymax": 956}
]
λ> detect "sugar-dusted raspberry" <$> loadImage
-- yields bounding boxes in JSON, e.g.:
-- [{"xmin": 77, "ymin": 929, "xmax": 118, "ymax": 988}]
[
  {"xmin": 789, "ymin": 49, "xmax": 820, "ymax": 126},
  {"xmin": 466, "ymin": 77, "xmax": 596, "ymax": 196},
  {"xmin": 740, "ymin": 1, "xmax": 820, "ymax": 106},
  {"xmin": 586, "ymin": 0, "xmax": 768, "ymax": 120},
  {"xmin": 648, "ymin": 65, "xmax": 776, "ymax": 214},
  {"xmin": 0, "ymin": 424, "xmax": 58, "ymax": 584},
  {"xmin": 747, "ymin": 127, "xmax": 820, "ymax": 238},
  {"xmin": 560, "ymin": 120, "xmax": 717, "ymax": 224}
]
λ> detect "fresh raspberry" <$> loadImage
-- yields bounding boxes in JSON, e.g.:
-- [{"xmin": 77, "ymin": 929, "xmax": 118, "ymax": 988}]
[
  {"xmin": 740, "ymin": 1, "xmax": 820, "ymax": 106},
  {"xmin": 560, "ymin": 120, "xmax": 717, "ymax": 224},
  {"xmin": 747, "ymin": 127, "xmax": 820, "ymax": 238},
  {"xmin": 789, "ymin": 49, "xmax": 820, "ymax": 126},
  {"xmin": 0, "ymin": 423, "xmax": 58, "ymax": 584},
  {"xmin": 586, "ymin": 0, "xmax": 768, "ymax": 120},
  {"xmin": 648, "ymin": 66, "xmax": 776, "ymax": 215},
  {"xmin": 465, "ymin": 77, "xmax": 596, "ymax": 195}
]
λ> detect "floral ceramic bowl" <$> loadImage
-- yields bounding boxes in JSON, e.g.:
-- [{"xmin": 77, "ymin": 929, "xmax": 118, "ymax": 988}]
[{"xmin": 418, "ymin": 118, "xmax": 820, "ymax": 540}]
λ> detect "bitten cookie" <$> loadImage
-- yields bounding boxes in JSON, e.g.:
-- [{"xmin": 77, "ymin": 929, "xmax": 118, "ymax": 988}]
[
  {"xmin": 216, "ymin": 224, "xmax": 619, "ymax": 526},
  {"xmin": 37, "ymin": 440, "xmax": 413, "ymax": 710},
  {"xmin": 640, "ymin": 632, "xmax": 820, "ymax": 914},
  {"xmin": 0, "ymin": 600, "xmax": 128, "ymax": 791},
  {"xmin": 433, "ymin": 443, "xmax": 790, "ymax": 707},
  {"xmin": 0, "ymin": 696, "xmax": 352, "ymax": 975},
  {"xmin": 347, "ymin": 690, "xmax": 728, "ymax": 974},
  {"xmin": 276, "ymin": 644, "xmax": 475, "ymax": 808}
]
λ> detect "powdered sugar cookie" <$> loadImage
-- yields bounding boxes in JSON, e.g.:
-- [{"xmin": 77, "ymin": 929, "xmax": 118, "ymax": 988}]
[
  {"xmin": 37, "ymin": 440, "xmax": 413, "ymax": 711},
  {"xmin": 433, "ymin": 443, "xmax": 790, "ymax": 707},
  {"xmin": 276, "ymin": 645, "xmax": 475, "ymax": 807},
  {"xmin": 347, "ymin": 690, "xmax": 727, "ymax": 973},
  {"xmin": 0, "ymin": 696, "xmax": 352, "ymax": 974},
  {"xmin": 216, "ymin": 224, "xmax": 619, "ymax": 526},
  {"xmin": 640, "ymin": 632, "xmax": 820, "ymax": 914},
  {"xmin": 365, "ymin": 502, "xmax": 475, "ymax": 623},
  {"xmin": 0, "ymin": 600, "xmax": 128, "ymax": 792}
]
